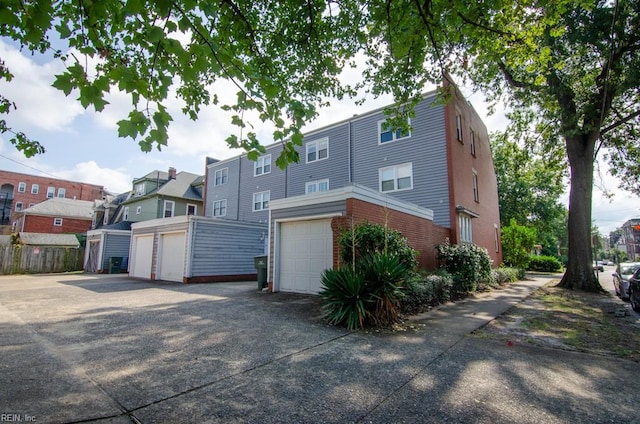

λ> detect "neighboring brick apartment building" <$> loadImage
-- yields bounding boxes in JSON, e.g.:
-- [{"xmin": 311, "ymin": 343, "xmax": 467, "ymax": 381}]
[{"xmin": 0, "ymin": 170, "xmax": 105, "ymax": 234}]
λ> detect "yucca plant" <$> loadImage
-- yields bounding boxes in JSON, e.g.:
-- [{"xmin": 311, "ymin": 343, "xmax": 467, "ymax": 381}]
[
  {"xmin": 319, "ymin": 267, "xmax": 372, "ymax": 330},
  {"xmin": 359, "ymin": 253, "xmax": 408, "ymax": 327}
]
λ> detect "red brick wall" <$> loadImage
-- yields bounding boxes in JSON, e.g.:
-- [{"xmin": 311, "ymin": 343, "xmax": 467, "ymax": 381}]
[
  {"xmin": 23, "ymin": 215, "xmax": 93, "ymax": 233},
  {"xmin": 330, "ymin": 198, "xmax": 451, "ymax": 271}
]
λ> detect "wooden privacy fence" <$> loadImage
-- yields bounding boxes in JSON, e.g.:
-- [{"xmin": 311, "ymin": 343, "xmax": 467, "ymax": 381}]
[{"xmin": 0, "ymin": 245, "xmax": 85, "ymax": 275}]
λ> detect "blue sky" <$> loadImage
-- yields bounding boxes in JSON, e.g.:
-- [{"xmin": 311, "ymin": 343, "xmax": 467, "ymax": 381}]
[{"xmin": 0, "ymin": 39, "xmax": 637, "ymax": 236}]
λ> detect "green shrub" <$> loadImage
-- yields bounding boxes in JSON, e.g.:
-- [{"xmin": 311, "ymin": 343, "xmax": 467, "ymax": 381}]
[
  {"xmin": 527, "ymin": 255, "xmax": 562, "ymax": 272},
  {"xmin": 400, "ymin": 270, "xmax": 454, "ymax": 315},
  {"xmin": 492, "ymin": 267, "xmax": 521, "ymax": 284},
  {"xmin": 319, "ymin": 252, "xmax": 408, "ymax": 330},
  {"xmin": 501, "ymin": 219, "xmax": 537, "ymax": 269},
  {"xmin": 436, "ymin": 240, "xmax": 493, "ymax": 296},
  {"xmin": 338, "ymin": 222, "xmax": 418, "ymax": 271}
]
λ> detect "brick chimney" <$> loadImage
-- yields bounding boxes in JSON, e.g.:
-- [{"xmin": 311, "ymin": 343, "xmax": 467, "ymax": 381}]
[{"xmin": 168, "ymin": 167, "xmax": 176, "ymax": 180}]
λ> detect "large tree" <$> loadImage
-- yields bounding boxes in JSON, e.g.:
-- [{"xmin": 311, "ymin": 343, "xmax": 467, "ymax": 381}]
[{"xmin": 1, "ymin": 0, "xmax": 639, "ymax": 292}]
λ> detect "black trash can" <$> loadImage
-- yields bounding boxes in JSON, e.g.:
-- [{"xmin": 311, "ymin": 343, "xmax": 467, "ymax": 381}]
[
  {"xmin": 109, "ymin": 257, "xmax": 123, "ymax": 274},
  {"xmin": 254, "ymin": 255, "xmax": 268, "ymax": 289}
]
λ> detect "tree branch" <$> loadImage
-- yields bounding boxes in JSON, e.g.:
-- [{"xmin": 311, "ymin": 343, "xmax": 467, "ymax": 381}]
[{"xmin": 601, "ymin": 109, "xmax": 640, "ymax": 135}]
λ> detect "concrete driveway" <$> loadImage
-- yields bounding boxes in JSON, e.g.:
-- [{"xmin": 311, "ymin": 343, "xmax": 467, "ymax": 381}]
[{"xmin": 1, "ymin": 273, "xmax": 638, "ymax": 423}]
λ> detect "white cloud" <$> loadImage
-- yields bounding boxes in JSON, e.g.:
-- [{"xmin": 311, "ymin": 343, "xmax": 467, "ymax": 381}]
[{"xmin": 53, "ymin": 161, "xmax": 132, "ymax": 195}]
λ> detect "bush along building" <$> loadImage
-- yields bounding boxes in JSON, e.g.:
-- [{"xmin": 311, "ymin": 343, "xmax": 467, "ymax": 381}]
[{"xmin": 204, "ymin": 77, "xmax": 503, "ymax": 294}]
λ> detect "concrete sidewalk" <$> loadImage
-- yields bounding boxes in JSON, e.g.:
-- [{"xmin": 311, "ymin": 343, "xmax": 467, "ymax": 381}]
[{"xmin": 1, "ymin": 273, "xmax": 638, "ymax": 423}]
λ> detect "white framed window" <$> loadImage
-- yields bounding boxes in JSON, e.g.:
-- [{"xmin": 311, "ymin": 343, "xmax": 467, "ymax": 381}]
[
  {"xmin": 18, "ymin": 182, "xmax": 26, "ymax": 193},
  {"xmin": 306, "ymin": 179, "xmax": 329, "ymax": 194},
  {"xmin": 136, "ymin": 206, "xmax": 142, "ymax": 214},
  {"xmin": 494, "ymin": 224, "xmax": 500, "ymax": 252},
  {"xmin": 379, "ymin": 163, "xmax": 413, "ymax": 192},
  {"xmin": 31, "ymin": 184, "xmax": 39, "ymax": 194},
  {"xmin": 253, "ymin": 191, "xmax": 270, "ymax": 211},
  {"xmin": 53, "ymin": 218, "xmax": 63, "ymax": 226},
  {"xmin": 459, "ymin": 214, "xmax": 473, "ymax": 243},
  {"xmin": 123, "ymin": 207, "xmax": 129, "ymax": 221},
  {"xmin": 15, "ymin": 202, "xmax": 23, "ymax": 212},
  {"xmin": 470, "ymin": 129, "xmax": 476, "ymax": 156},
  {"xmin": 28, "ymin": 203, "xmax": 34, "ymax": 208},
  {"xmin": 254, "ymin": 155, "xmax": 271, "ymax": 176},
  {"xmin": 456, "ymin": 111, "xmax": 464, "ymax": 142},
  {"xmin": 57, "ymin": 188, "xmax": 66, "ymax": 198},
  {"xmin": 187, "ymin": 203, "xmax": 197, "ymax": 216},
  {"xmin": 378, "ymin": 119, "xmax": 411, "ymax": 144},
  {"xmin": 46, "ymin": 186, "xmax": 55, "ymax": 198},
  {"xmin": 306, "ymin": 138, "xmax": 329, "ymax": 163},
  {"xmin": 163, "ymin": 200, "xmax": 175, "ymax": 218},
  {"xmin": 473, "ymin": 170, "xmax": 479, "ymax": 202},
  {"xmin": 212, "ymin": 199, "xmax": 227, "ymax": 217},
  {"xmin": 103, "ymin": 210, "xmax": 109, "ymax": 225},
  {"xmin": 134, "ymin": 183, "xmax": 145, "ymax": 196},
  {"xmin": 214, "ymin": 168, "xmax": 228, "ymax": 186}
]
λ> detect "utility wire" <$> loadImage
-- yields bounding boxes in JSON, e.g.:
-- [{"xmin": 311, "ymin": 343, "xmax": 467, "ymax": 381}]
[{"xmin": 0, "ymin": 153, "xmax": 63, "ymax": 179}]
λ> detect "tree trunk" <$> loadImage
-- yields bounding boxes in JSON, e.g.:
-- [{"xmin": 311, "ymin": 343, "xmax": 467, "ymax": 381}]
[{"xmin": 557, "ymin": 134, "xmax": 605, "ymax": 292}]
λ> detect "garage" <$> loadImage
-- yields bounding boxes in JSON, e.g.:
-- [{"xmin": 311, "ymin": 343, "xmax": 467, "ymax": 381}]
[
  {"xmin": 278, "ymin": 218, "xmax": 333, "ymax": 294},
  {"xmin": 158, "ymin": 232, "xmax": 186, "ymax": 282},
  {"xmin": 130, "ymin": 234, "xmax": 153, "ymax": 279}
]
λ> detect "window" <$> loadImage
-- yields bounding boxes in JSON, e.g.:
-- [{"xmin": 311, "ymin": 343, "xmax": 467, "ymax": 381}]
[
  {"xmin": 18, "ymin": 182, "xmax": 26, "ymax": 193},
  {"xmin": 187, "ymin": 204, "xmax": 197, "ymax": 216},
  {"xmin": 136, "ymin": 206, "xmax": 142, "ymax": 214},
  {"xmin": 163, "ymin": 200, "xmax": 175, "ymax": 218},
  {"xmin": 459, "ymin": 214, "xmax": 473, "ymax": 243},
  {"xmin": 494, "ymin": 224, "xmax": 500, "ymax": 252},
  {"xmin": 254, "ymin": 155, "xmax": 271, "ymax": 176},
  {"xmin": 31, "ymin": 184, "xmax": 39, "ymax": 194},
  {"xmin": 214, "ymin": 168, "xmax": 228, "ymax": 186},
  {"xmin": 306, "ymin": 138, "xmax": 329, "ymax": 163},
  {"xmin": 306, "ymin": 179, "xmax": 329, "ymax": 194},
  {"xmin": 103, "ymin": 210, "xmax": 109, "ymax": 225},
  {"xmin": 46, "ymin": 186, "xmax": 55, "ymax": 198},
  {"xmin": 379, "ymin": 163, "xmax": 413, "ymax": 192},
  {"xmin": 472, "ymin": 170, "xmax": 479, "ymax": 202},
  {"xmin": 253, "ymin": 191, "xmax": 270, "ymax": 211},
  {"xmin": 470, "ymin": 130, "xmax": 476, "ymax": 156},
  {"xmin": 456, "ymin": 111, "xmax": 463, "ymax": 142},
  {"xmin": 212, "ymin": 200, "xmax": 227, "ymax": 217},
  {"xmin": 54, "ymin": 218, "xmax": 63, "ymax": 226},
  {"xmin": 134, "ymin": 183, "xmax": 145, "ymax": 196},
  {"xmin": 378, "ymin": 119, "xmax": 411, "ymax": 144},
  {"xmin": 57, "ymin": 188, "xmax": 66, "ymax": 198},
  {"xmin": 15, "ymin": 202, "xmax": 23, "ymax": 212},
  {"xmin": 123, "ymin": 207, "xmax": 129, "ymax": 221},
  {"xmin": 28, "ymin": 203, "xmax": 34, "ymax": 208}
]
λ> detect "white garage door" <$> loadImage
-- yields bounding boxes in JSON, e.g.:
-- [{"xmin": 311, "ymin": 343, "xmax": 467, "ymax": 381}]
[
  {"xmin": 158, "ymin": 232, "xmax": 186, "ymax": 282},
  {"xmin": 131, "ymin": 235, "xmax": 153, "ymax": 279},
  {"xmin": 279, "ymin": 219, "xmax": 333, "ymax": 294}
]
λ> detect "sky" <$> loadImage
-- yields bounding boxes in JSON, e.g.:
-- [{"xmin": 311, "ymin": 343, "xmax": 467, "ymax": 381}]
[{"xmin": 0, "ymin": 39, "xmax": 638, "ymax": 236}]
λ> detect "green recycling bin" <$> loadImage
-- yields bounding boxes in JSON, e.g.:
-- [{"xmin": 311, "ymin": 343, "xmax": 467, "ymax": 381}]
[
  {"xmin": 109, "ymin": 257, "xmax": 123, "ymax": 274},
  {"xmin": 254, "ymin": 255, "xmax": 268, "ymax": 290}
]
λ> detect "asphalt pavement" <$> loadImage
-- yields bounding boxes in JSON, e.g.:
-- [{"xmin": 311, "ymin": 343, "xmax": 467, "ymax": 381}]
[{"xmin": 0, "ymin": 272, "xmax": 638, "ymax": 423}]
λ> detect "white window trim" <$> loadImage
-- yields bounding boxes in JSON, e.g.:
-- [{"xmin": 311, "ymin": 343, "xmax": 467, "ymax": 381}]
[
  {"xmin": 18, "ymin": 182, "xmax": 26, "ymax": 193},
  {"xmin": 214, "ymin": 168, "xmax": 228, "ymax": 186},
  {"xmin": 123, "ymin": 207, "xmax": 129, "ymax": 221},
  {"xmin": 253, "ymin": 191, "xmax": 270, "ymax": 211},
  {"xmin": 163, "ymin": 200, "xmax": 175, "ymax": 218},
  {"xmin": 53, "ymin": 217, "xmax": 63, "ymax": 227},
  {"xmin": 459, "ymin": 214, "xmax": 473, "ymax": 243},
  {"xmin": 472, "ymin": 169, "xmax": 479, "ymax": 202},
  {"xmin": 212, "ymin": 199, "xmax": 227, "ymax": 217},
  {"xmin": 456, "ymin": 110, "xmax": 464, "ymax": 143},
  {"xmin": 187, "ymin": 203, "xmax": 197, "ymax": 216},
  {"xmin": 378, "ymin": 118, "xmax": 412, "ymax": 145},
  {"xmin": 305, "ymin": 179, "xmax": 330, "ymax": 194},
  {"xmin": 136, "ymin": 206, "xmax": 142, "ymax": 214},
  {"xmin": 15, "ymin": 202, "xmax": 23, "ymax": 211},
  {"xmin": 31, "ymin": 184, "xmax": 39, "ymax": 194},
  {"xmin": 254, "ymin": 155, "xmax": 272, "ymax": 176},
  {"xmin": 470, "ymin": 129, "xmax": 476, "ymax": 156},
  {"xmin": 494, "ymin": 224, "xmax": 500, "ymax": 252},
  {"xmin": 379, "ymin": 163, "xmax": 413, "ymax": 193},
  {"xmin": 46, "ymin": 186, "xmax": 55, "ymax": 198},
  {"xmin": 57, "ymin": 188, "xmax": 66, "ymax": 198},
  {"xmin": 134, "ymin": 183, "xmax": 145, "ymax": 196},
  {"xmin": 306, "ymin": 137, "xmax": 329, "ymax": 163}
]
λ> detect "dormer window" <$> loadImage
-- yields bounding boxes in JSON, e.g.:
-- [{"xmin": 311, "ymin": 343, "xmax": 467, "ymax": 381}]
[{"xmin": 134, "ymin": 183, "xmax": 145, "ymax": 196}]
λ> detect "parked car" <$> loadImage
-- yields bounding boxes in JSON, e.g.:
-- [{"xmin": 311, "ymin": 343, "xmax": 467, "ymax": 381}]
[
  {"xmin": 593, "ymin": 261, "xmax": 604, "ymax": 272},
  {"xmin": 612, "ymin": 262, "xmax": 640, "ymax": 299},
  {"xmin": 628, "ymin": 268, "xmax": 640, "ymax": 312}
]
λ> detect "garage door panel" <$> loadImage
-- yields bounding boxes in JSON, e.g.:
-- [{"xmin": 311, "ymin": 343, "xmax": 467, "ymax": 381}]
[
  {"xmin": 159, "ymin": 232, "xmax": 186, "ymax": 282},
  {"xmin": 131, "ymin": 235, "xmax": 153, "ymax": 279}
]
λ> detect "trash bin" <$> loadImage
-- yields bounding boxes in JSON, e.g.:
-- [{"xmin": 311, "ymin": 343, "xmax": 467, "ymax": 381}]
[
  {"xmin": 109, "ymin": 257, "xmax": 123, "ymax": 274},
  {"xmin": 254, "ymin": 255, "xmax": 268, "ymax": 290}
]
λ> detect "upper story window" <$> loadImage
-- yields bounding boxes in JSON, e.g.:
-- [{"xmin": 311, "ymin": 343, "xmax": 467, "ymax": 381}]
[
  {"xmin": 472, "ymin": 170, "xmax": 479, "ymax": 202},
  {"xmin": 18, "ymin": 182, "xmax": 26, "ymax": 193},
  {"xmin": 379, "ymin": 163, "xmax": 413, "ymax": 192},
  {"xmin": 459, "ymin": 214, "xmax": 473, "ymax": 243},
  {"xmin": 53, "ymin": 217, "xmax": 63, "ymax": 226},
  {"xmin": 134, "ymin": 183, "xmax": 145, "ymax": 196},
  {"xmin": 57, "ymin": 188, "xmax": 66, "ymax": 198},
  {"xmin": 253, "ymin": 191, "xmax": 270, "ymax": 211},
  {"xmin": 254, "ymin": 155, "xmax": 271, "ymax": 176},
  {"xmin": 494, "ymin": 224, "xmax": 500, "ymax": 252},
  {"xmin": 15, "ymin": 202, "xmax": 23, "ymax": 212},
  {"xmin": 31, "ymin": 184, "xmax": 39, "ymax": 194},
  {"xmin": 470, "ymin": 130, "xmax": 476, "ymax": 156},
  {"xmin": 136, "ymin": 206, "xmax": 142, "ymax": 214},
  {"xmin": 187, "ymin": 204, "xmax": 197, "ymax": 216},
  {"xmin": 306, "ymin": 179, "xmax": 329, "ymax": 194},
  {"xmin": 46, "ymin": 186, "xmax": 55, "ymax": 199},
  {"xmin": 456, "ymin": 110, "xmax": 464, "ymax": 143},
  {"xmin": 123, "ymin": 207, "xmax": 129, "ymax": 221},
  {"xmin": 306, "ymin": 138, "xmax": 328, "ymax": 163},
  {"xmin": 103, "ymin": 210, "xmax": 109, "ymax": 225},
  {"xmin": 163, "ymin": 200, "xmax": 175, "ymax": 218},
  {"xmin": 214, "ymin": 168, "xmax": 228, "ymax": 186},
  {"xmin": 212, "ymin": 199, "xmax": 227, "ymax": 217},
  {"xmin": 378, "ymin": 119, "xmax": 411, "ymax": 144}
]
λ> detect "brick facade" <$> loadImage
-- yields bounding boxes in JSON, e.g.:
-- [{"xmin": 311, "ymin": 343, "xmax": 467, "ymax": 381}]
[{"xmin": 22, "ymin": 215, "xmax": 93, "ymax": 234}]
